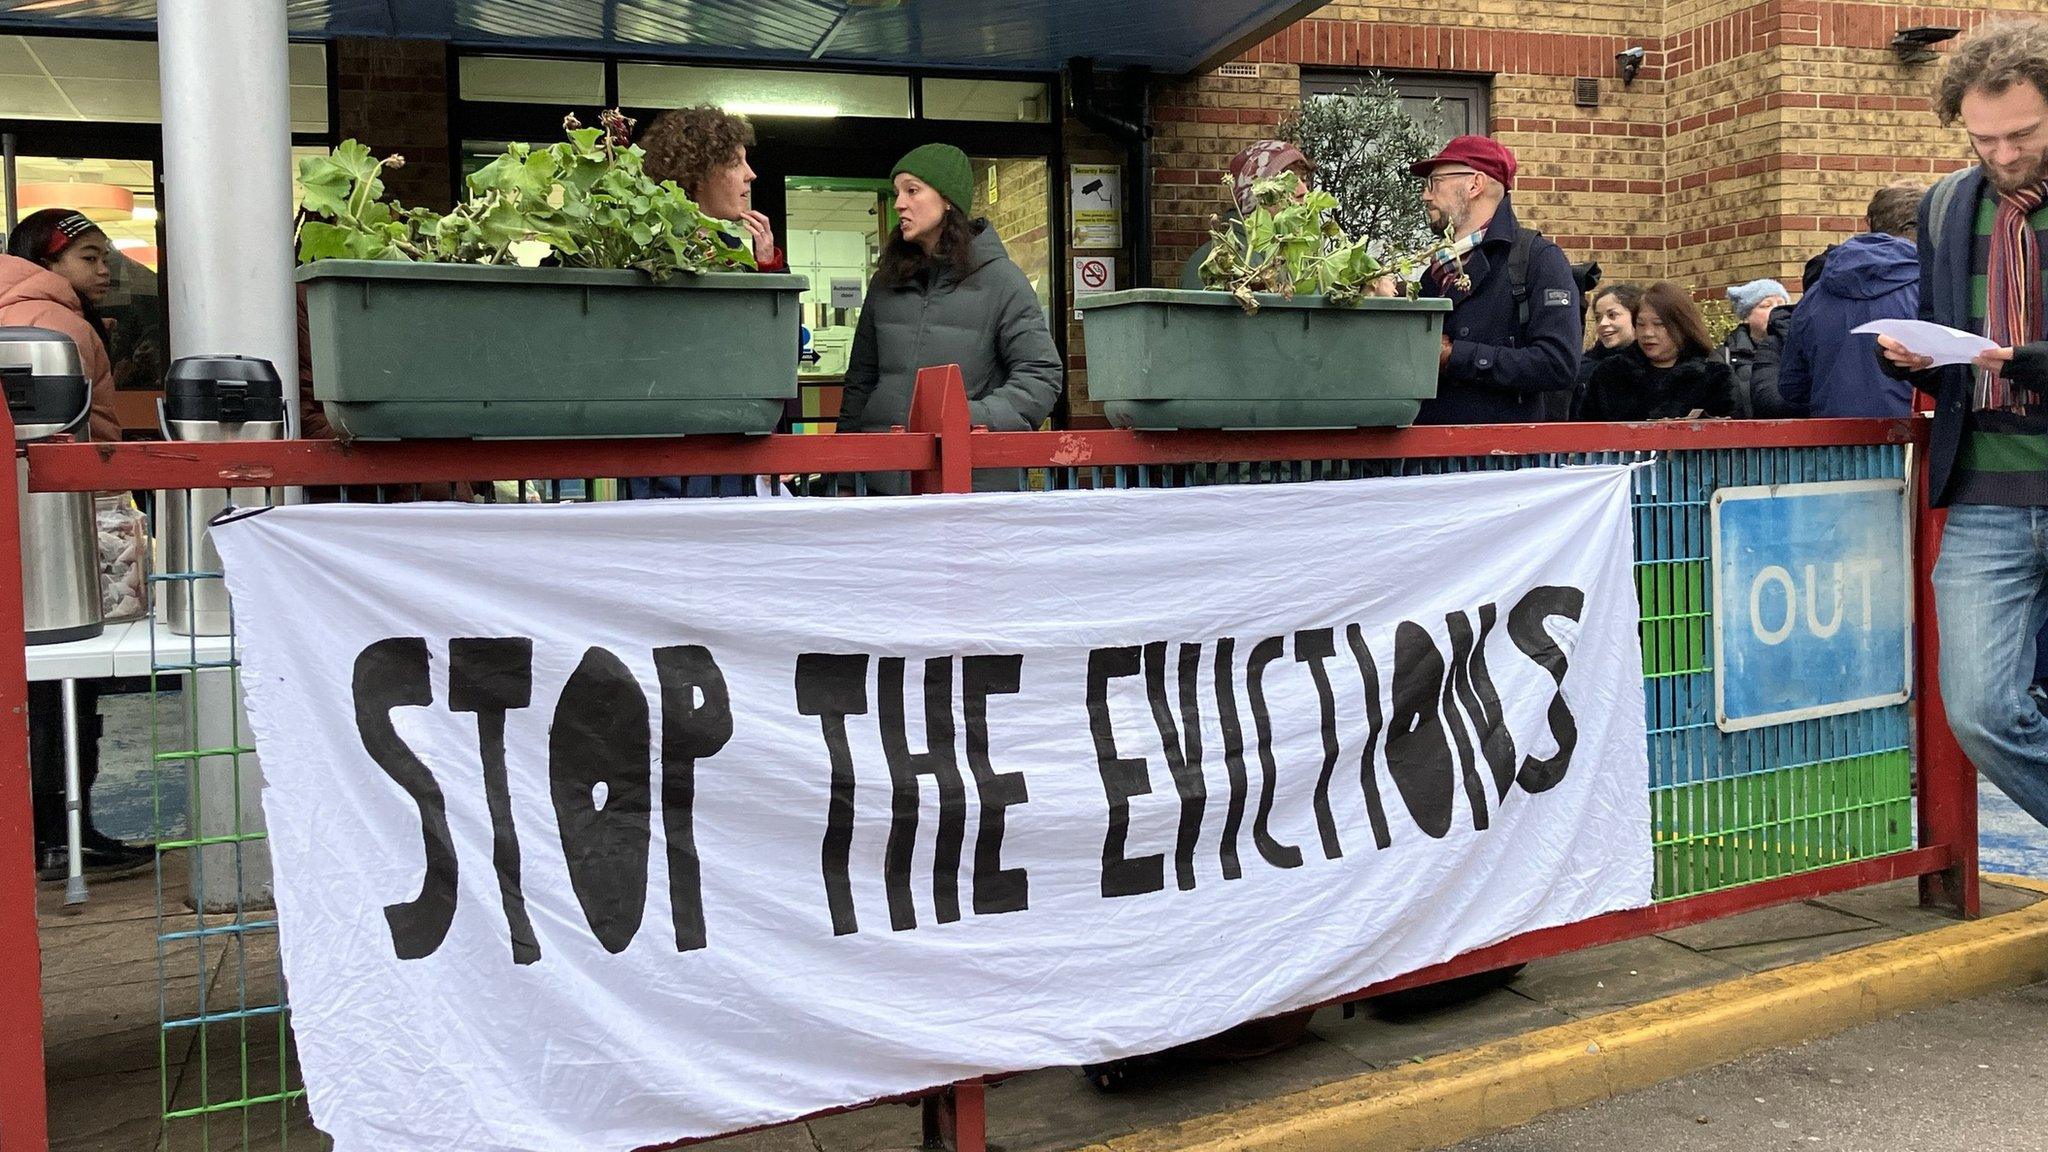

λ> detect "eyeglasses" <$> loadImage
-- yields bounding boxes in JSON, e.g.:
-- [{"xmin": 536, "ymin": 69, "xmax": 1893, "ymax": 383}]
[{"xmin": 1423, "ymin": 170, "xmax": 1481, "ymax": 186}]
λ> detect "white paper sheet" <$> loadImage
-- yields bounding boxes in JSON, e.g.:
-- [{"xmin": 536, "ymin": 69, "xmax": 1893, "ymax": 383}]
[{"xmin": 1851, "ymin": 318, "xmax": 1999, "ymax": 367}]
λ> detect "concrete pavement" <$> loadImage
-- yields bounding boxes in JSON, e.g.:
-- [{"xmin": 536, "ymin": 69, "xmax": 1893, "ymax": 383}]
[{"xmin": 1449, "ymin": 980, "xmax": 2048, "ymax": 1151}]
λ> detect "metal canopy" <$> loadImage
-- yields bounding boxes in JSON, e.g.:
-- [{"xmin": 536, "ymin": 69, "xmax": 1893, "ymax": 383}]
[{"xmin": 0, "ymin": 0, "xmax": 1327, "ymax": 74}]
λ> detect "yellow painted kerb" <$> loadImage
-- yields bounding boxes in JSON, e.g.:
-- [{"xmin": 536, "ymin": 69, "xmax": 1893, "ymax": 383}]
[{"xmin": 1089, "ymin": 876, "xmax": 2048, "ymax": 1152}]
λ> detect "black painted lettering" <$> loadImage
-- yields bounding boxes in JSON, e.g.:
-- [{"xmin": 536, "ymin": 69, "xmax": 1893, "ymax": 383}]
[
  {"xmin": 448, "ymin": 637, "xmax": 538, "ymax": 965},
  {"xmin": 654, "ymin": 645, "xmax": 731, "ymax": 953},
  {"xmin": 879, "ymin": 657, "xmax": 967, "ymax": 930},
  {"xmin": 1213, "ymin": 638, "xmax": 1249, "ymax": 881},
  {"xmin": 1245, "ymin": 636, "xmax": 1304, "ymax": 870},
  {"xmin": 1345, "ymin": 625, "xmax": 1394, "ymax": 851},
  {"xmin": 962, "ymin": 654, "xmax": 1029, "ymax": 916},
  {"xmin": 1144, "ymin": 641, "xmax": 1208, "ymax": 891},
  {"xmin": 796, "ymin": 653, "xmax": 871, "ymax": 937},
  {"xmin": 548, "ymin": 647, "xmax": 652, "ymax": 955},
  {"xmin": 1509, "ymin": 586, "xmax": 1586, "ymax": 794},
  {"xmin": 355, "ymin": 638, "xmax": 457, "ymax": 962},
  {"xmin": 1090, "ymin": 646, "xmax": 1163, "ymax": 897},
  {"xmin": 1386, "ymin": 622, "xmax": 1456, "ymax": 839},
  {"xmin": 1440, "ymin": 614, "xmax": 1488, "ymax": 832},
  {"xmin": 1455, "ymin": 604, "xmax": 1518, "ymax": 801},
  {"xmin": 1294, "ymin": 628, "xmax": 1345, "ymax": 860}
]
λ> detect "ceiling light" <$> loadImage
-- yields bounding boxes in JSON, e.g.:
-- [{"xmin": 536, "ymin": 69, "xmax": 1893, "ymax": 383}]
[
  {"xmin": 134, "ymin": 206, "xmax": 158, "ymax": 223},
  {"xmin": 112, "ymin": 237, "xmax": 146, "ymax": 250},
  {"xmin": 721, "ymin": 101, "xmax": 839, "ymax": 118},
  {"xmin": 17, "ymin": 182, "xmax": 134, "ymax": 221}
]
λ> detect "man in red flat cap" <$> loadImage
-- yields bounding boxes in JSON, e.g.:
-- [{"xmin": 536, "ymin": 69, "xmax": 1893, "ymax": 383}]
[{"xmin": 1409, "ymin": 135, "xmax": 1582, "ymax": 424}]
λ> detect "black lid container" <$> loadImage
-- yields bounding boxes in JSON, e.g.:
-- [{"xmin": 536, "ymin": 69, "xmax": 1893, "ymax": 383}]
[
  {"xmin": 0, "ymin": 325, "xmax": 89, "ymax": 440},
  {"xmin": 164, "ymin": 356, "xmax": 286, "ymax": 425}
]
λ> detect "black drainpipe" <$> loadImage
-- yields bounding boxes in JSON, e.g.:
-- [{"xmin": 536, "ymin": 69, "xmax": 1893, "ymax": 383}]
[{"xmin": 1067, "ymin": 58, "xmax": 1153, "ymax": 287}]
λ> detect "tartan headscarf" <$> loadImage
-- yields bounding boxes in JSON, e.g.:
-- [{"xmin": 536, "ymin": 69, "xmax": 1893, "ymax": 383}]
[{"xmin": 1978, "ymin": 179, "xmax": 2048, "ymax": 411}]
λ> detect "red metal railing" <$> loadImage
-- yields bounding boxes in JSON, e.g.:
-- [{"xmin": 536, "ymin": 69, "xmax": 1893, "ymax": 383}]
[{"xmin": 0, "ymin": 365, "xmax": 1972, "ymax": 1152}]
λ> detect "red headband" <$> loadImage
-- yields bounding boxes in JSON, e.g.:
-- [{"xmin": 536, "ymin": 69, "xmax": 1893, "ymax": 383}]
[{"xmin": 41, "ymin": 212, "xmax": 99, "ymax": 260}]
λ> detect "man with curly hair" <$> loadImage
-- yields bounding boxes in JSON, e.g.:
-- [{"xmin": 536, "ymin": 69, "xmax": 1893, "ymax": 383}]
[
  {"xmin": 1880, "ymin": 19, "xmax": 2048, "ymax": 826},
  {"xmin": 637, "ymin": 105, "xmax": 786, "ymax": 272}
]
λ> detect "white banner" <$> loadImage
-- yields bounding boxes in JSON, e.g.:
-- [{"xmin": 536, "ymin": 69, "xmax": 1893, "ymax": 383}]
[{"xmin": 212, "ymin": 466, "xmax": 1652, "ymax": 1152}]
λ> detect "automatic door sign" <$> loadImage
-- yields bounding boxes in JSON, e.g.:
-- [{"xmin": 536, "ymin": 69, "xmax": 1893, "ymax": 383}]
[{"xmin": 1710, "ymin": 480, "xmax": 1912, "ymax": 731}]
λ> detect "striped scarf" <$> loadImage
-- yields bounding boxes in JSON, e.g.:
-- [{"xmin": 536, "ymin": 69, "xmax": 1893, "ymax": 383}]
[{"xmin": 1978, "ymin": 180, "xmax": 2048, "ymax": 411}]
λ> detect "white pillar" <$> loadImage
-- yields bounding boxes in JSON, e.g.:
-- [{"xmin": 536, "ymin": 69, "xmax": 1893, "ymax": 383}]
[
  {"xmin": 157, "ymin": 1, "xmax": 296, "ymax": 912},
  {"xmin": 157, "ymin": 0, "xmax": 299, "ymax": 432}
]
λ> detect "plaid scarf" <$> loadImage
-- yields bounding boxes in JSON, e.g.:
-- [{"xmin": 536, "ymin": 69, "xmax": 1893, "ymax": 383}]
[{"xmin": 1978, "ymin": 180, "xmax": 2048, "ymax": 411}]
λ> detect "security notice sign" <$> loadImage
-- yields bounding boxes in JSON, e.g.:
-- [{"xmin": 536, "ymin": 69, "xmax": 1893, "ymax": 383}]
[
  {"xmin": 212, "ymin": 468, "xmax": 1652, "ymax": 1152},
  {"xmin": 1070, "ymin": 163, "xmax": 1123, "ymax": 248},
  {"xmin": 1711, "ymin": 479, "xmax": 1913, "ymax": 731}
]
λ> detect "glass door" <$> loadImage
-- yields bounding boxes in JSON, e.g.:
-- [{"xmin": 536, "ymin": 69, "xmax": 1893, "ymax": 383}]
[
  {"xmin": 785, "ymin": 176, "xmax": 892, "ymax": 433},
  {"xmin": 7, "ymin": 152, "xmax": 164, "ymax": 437}
]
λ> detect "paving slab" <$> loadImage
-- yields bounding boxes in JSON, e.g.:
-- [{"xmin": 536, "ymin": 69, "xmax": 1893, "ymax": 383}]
[
  {"xmin": 1312, "ymin": 988, "xmax": 1574, "ymax": 1069},
  {"xmin": 1656, "ymin": 898, "xmax": 1883, "ymax": 952},
  {"xmin": 1500, "ymin": 935, "xmax": 1747, "ymax": 1019}
]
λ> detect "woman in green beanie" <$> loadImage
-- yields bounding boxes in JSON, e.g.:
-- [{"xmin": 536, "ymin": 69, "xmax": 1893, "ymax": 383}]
[{"xmin": 838, "ymin": 143, "xmax": 1062, "ymax": 491}]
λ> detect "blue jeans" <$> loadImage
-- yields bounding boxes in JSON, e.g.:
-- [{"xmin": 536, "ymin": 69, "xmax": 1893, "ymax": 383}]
[{"xmin": 1934, "ymin": 503, "xmax": 2048, "ymax": 825}]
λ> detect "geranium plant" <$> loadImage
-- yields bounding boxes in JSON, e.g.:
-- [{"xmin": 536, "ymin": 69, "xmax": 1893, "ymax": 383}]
[
  {"xmin": 296, "ymin": 110, "xmax": 756, "ymax": 279},
  {"xmin": 1197, "ymin": 171, "xmax": 1465, "ymax": 314}
]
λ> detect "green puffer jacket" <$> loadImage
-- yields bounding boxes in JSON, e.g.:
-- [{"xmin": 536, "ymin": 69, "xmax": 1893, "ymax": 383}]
[{"xmin": 839, "ymin": 220, "xmax": 1062, "ymax": 492}]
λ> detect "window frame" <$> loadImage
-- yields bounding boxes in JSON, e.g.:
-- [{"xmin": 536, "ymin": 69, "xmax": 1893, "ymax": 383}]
[{"xmin": 1300, "ymin": 69, "xmax": 1493, "ymax": 141}]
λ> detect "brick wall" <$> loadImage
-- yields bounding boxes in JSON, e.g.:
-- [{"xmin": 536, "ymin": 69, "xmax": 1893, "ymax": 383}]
[
  {"xmin": 975, "ymin": 157, "xmax": 1053, "ymax": 303},
  {"xmin": 1150, "ymin": 1, "xmax": 2034, "ymax": 311},
  {"xmin": 333, "ymin": 38, "xmax": 452, "ymax": 210}
]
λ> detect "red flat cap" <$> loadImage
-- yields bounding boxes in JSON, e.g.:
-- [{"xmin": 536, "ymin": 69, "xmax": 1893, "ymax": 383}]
[{"xmin": 1409, "ymin": 135, "xmax": 1518, "ymax": 190}]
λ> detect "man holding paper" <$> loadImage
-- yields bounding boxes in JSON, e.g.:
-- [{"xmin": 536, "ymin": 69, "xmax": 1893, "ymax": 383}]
[{"xmin": 1879, "ymin": 19, "xmax": 2048, "ymax": 825}]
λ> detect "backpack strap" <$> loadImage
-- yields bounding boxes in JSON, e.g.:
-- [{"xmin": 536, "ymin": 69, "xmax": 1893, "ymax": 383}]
[
  {"xmin": 1508, "ymin": 226, "xmax": 1539, "ymax": 327},
  {"xmin": 1921, "ymin": 166, "xmax": 1973, "ymax": 268}
]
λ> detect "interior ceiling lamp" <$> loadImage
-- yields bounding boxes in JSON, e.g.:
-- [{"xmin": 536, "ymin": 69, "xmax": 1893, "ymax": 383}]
[
  {"xmin": 17, "ymin": 182, "xmax": 134, "ymax": 221},
  {"xmin": 722, "ymin": 101, "xmax": 840, "ymax": 118},
  {"xmin": 1892, "ymin": 26, "xmax": 1961, "ymax": 64}
]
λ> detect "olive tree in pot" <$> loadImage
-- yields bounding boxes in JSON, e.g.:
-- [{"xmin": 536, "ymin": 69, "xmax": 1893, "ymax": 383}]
[
  {"xmin": 1284, "ymin": 72, "xmax": 1448, "ymax": 272},
  {"xmin": 1079, "ymin": 76, "xmax": 1467, "ymax": 430},
  {"xmin": 295, "ymin": 110, "xmax": 806, "ymax": 440}
]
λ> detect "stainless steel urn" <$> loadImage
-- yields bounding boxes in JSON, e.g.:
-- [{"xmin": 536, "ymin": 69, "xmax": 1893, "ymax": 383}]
[
  {"xmin": 5, "ymin": 326, "xmax": 102, "ymax": 646},
  {"xmin": 156, "ymin": 356, "xmax": 286, "ymax": 636}
]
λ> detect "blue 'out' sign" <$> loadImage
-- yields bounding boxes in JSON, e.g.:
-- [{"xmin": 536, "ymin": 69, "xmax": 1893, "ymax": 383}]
[{"xmin": 1711, "ymin": 480, "xmax": 1912, "ymax": 731}]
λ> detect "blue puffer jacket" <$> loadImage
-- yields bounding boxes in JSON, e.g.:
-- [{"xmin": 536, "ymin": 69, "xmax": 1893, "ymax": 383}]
[{"xmin": 1779, "ymin": 231, "xmax": 1920, "ymax": 418}]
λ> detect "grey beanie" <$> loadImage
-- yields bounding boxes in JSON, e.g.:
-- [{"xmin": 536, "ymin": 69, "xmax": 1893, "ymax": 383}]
[{"xmin": 1727, "ymin": 278, "xmax": 1789, "ymax": 319}]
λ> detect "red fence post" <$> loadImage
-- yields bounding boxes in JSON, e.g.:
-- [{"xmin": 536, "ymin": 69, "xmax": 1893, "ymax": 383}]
[
  {"xmin": 1914, "ymin": 467, "xmax": 1980, "ymax": 917},
  {"xmin": 0, "ymin": 402, "xmax": 49, "ymax": 1152},
  {"xmin": 905, "ymin": 363, "xmax": 986, "ymax": 1152},
  {"xmin": 918, "ymin": 1081, "xmax": 986, "ymax": 1152},
  {"xmin": 906, "ymin": 366, "xmax": 974, "ymax": 495}
]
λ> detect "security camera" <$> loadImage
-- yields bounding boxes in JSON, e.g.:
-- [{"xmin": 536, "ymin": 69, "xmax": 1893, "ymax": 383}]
[{"xmin": 1616, "ymin": 46, "xmax": 1646, "ymax": 86}]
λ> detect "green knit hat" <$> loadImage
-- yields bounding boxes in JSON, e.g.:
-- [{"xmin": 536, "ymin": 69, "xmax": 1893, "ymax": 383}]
[{"xmin": 891, "ymin": 143, "xmax": 974, "ymax": 215}]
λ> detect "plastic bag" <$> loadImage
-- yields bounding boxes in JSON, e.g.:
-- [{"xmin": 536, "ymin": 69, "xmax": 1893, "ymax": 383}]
[{"xmin": 96, "ymin": 494, "xmax": 149, "ymax": 622}]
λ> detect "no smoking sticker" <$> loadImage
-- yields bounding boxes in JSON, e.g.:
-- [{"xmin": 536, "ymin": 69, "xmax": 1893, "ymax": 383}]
[{"xmin": 1074, "ymin": 256, "xmax": 1116, "ymax": 299}]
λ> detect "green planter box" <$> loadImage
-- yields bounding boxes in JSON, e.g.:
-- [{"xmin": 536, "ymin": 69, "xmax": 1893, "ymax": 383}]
[
  {"xmin": 1079, "ymin": 289, "xmax": 1452, "ymax": 430},
  {"xmin": 298, "ymin": 261, "xmax": 806, "ymax": 440}
]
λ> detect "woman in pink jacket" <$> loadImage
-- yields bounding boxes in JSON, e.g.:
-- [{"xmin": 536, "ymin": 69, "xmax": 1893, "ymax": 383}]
[
  {"xmin": 4, "ymin": 208, "xmax": 144, "ymax": 877},
  {"xmin": 0, "ymin": 208, "xmax": 118, "ymax": 442}
]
